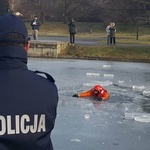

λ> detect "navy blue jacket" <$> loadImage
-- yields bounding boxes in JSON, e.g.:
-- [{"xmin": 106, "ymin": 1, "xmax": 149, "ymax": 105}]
[
  {"xmin": 0, "ymin": 45, "xmax": 58, "ymax": 150},
  {"xmin": 30, "ymin": 19, "xmax": 41, "ymax": 30}
]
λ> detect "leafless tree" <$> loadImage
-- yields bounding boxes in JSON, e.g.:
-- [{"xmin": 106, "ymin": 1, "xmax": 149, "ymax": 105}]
[{"xmin": 9, "ymin": 0, "xmax": 150, "ymax": 26}]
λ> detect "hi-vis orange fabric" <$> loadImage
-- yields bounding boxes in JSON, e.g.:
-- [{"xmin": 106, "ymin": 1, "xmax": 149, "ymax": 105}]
[{"xmin": 78, "ymin": 86, "xmax": 109, "ymax": 100}]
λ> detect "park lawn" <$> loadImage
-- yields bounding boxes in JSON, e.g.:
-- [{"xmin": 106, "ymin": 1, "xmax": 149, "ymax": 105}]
[
  {"xmin": 26, "ymin": 22, "xmax": 150, "ymax": 62},
  {"xmin": 26, "ymin": 22, "xmax": 150, "ymax": 41}
]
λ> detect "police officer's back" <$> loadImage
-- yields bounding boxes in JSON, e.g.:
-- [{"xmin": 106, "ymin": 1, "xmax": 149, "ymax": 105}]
[{"xmin": 0, "ymin": 14, "xmax": 58, "ymax": 150}]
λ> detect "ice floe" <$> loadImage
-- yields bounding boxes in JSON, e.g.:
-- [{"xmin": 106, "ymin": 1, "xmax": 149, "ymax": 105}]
[
  {"xmin": 133, "ymin": 85, "xmax": 146, "ymax": 91},
  {"xmin": 70, "ymin": 139, "xmax": 81, "ymax": 142},
  {"xmin": 142, "ymin": 90, "xmax": 150, "ymax": 97},
  {"xmin": 134, "ymin": 115, "xmax": 150, "ymax": 123},
  {"xmin": 83, "ymin": 80, "xmax": 113, "ymax": 87},
  {"xmin": 103, "ymin": 65, "xmax": 111, "ymax": 68},
  {"xmin": 84, "ymin": 114, "xmax": 90, "ymax": 119},
  {"xmin": 104, "ymin": 74, "xmax": 114, "ymax": 78},
  {"xmin": 86, "ymin": 73, "xmax": 100, "ymax": 76},
  {"xmin": 124, "ymin": 112, "xmax": 150, "ymax": 123}
]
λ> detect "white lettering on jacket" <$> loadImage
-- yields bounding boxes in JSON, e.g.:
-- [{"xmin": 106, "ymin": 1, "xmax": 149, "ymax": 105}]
[{"xmin": 0, "ymin": 114, "xmax": 46, "ymax": 135}]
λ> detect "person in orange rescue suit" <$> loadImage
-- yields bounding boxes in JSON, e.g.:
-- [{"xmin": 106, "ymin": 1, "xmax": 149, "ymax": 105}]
[{"xmin": 73, "ymin": 85, "xmax": 109, "ymax": 101}]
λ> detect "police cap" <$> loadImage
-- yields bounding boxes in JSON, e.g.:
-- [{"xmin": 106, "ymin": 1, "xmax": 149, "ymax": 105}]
[{"xmin": 0, "ymin": 14, "xmax": 30, "ymax": 43}]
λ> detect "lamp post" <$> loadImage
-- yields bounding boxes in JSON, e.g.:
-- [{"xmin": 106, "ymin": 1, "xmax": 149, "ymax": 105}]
[{"xmin": 136, "ymin": 0, "xmax": 139, "ymax": 40}]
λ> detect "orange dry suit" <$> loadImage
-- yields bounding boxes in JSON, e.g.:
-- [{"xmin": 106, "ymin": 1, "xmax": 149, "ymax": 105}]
[{"xmin": 77, "ymin": 85, "xmax": 109, "ymax": 100}]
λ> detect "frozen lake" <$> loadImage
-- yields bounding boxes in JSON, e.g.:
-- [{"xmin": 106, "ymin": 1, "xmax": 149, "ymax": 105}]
[{"xmin": 28, "ymin": 58, "xmax": 150, "ymax": 150}]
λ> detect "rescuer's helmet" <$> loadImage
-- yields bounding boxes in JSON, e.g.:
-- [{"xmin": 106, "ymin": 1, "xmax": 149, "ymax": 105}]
[{"xmin": 92, "ymin": 85, "xmax": 102, "ymax": 96}]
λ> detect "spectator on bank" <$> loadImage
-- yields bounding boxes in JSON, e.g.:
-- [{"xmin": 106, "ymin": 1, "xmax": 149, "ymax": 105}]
[
  {"xmin": 30, "ymin": 16, "xmax": 41, "ymax": 40},
  {"xmin": 0, "ymin": 14, "xmax": 58, "ymax": 150},
  {"xmin": 109, "ymin": 22, "xmax": 116, "ymax": 45},
  {"xmin": 106, "ymin": 22, "xmax": 111, "ymax": 45},
  {"xmin": 68, "ymin": 18, "xmax": 77, "ymax": 46}
]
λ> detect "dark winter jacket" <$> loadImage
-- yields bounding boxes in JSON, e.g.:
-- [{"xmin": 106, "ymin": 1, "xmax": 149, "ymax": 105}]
[
  {"xmin": 109, "ymin": 27, "xmax": 116, "ymax": 37},
  {"xmin": 68, "ymin": 20, "xmax": 77, "ymax": 34},
  {"xmin": 0, "ymin": 45, "xmax": 58, "ymax": 150},
  {"xmin": 30, "ymin": 19, "xmax": 41, "ymax": 30}
]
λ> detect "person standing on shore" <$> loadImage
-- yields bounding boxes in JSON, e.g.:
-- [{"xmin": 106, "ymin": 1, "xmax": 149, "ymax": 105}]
[
  {"xmin": 106, "ymin": 22, "xmax": 111, "ymax": 45},
  {"xmin": 109, "ymin": 22, "xmax": 116, "ymax": 45},
  {"xmin": 30, "ymin": 16, "xmax": 41, "ymax": 40},
  {"xmin": 68, "ymin": 18, "xmax": 77, "ymax": 46}
]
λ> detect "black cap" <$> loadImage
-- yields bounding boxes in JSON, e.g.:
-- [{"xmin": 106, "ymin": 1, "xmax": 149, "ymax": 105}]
[{"xmin": 0, "ymin": 14, "xmax": 30, "ymax": 43}]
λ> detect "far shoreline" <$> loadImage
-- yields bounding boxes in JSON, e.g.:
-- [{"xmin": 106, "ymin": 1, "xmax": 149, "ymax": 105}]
[{"xmin": 28, "ymin": 55, "xmax": 150, "ymax": 63}]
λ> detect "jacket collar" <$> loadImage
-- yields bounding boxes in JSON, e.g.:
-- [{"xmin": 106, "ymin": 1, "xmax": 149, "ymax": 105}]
[{"xmin": 0, "ymin": 45, "xmax": 28, "ymax": 69}]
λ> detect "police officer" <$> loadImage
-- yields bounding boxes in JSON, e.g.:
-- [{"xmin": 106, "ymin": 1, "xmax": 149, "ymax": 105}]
[{"xmin": 0, "ymin": 14, "xmax": 58, "ymax": 150}]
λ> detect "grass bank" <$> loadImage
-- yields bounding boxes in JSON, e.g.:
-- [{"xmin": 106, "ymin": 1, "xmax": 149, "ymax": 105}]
[{"xmin": 58, "ymin": 45, "xmax": 150, "ymax": 63}]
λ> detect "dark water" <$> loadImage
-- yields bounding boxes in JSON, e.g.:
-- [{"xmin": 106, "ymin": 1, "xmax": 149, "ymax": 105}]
[{"xmin": 28, "ymin": 58, "xmax": 150, "ymax": 150}]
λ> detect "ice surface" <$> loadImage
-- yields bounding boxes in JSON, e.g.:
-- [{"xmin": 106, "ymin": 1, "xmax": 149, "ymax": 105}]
[{"xmin": 28, "ymin": 58, "xmax": 150, "ymax": 150}]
